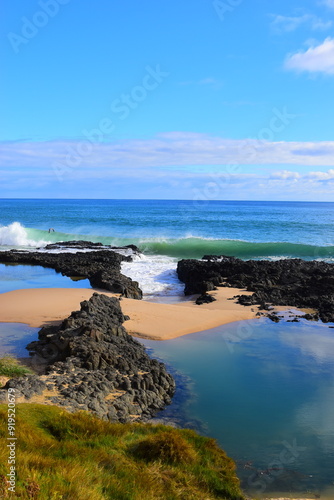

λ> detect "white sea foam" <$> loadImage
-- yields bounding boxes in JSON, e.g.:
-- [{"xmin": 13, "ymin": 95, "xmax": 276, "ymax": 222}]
[
  {"xmin": 121, "ymin": 254, "xmax": 184, "ymax": 297},
  {"xmin": 36, "ymin": 247, "xmax": 135, "ymax": 257},
  {"xmin": 0, "ymin": 222, "xmax": 51, "ymax": 248}
]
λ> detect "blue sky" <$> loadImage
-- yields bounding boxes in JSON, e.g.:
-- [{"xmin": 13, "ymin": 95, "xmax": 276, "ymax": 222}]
[{"xmin": 1, "ymin": 0, "xmax": 334, "ymax": 200}]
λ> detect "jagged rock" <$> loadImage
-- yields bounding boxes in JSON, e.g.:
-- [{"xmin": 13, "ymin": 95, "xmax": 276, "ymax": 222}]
[
  {"xmin": 177, "ymin": 255, "xmax": 334, "ymax": 323},
  {"xmin": 2, "ymin": 294, "xmax": 175, "ymax": 423},
  {"xmin": 0, "ymin": 243, "xmax": 142, "ymax": 299}
]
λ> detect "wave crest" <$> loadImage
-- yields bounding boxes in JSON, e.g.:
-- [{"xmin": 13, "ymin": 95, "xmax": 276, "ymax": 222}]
[
  {"xmin": 0, "ymin": 223, "xmax": 333, "ymax": 260},
  {"xmin": 0, "ymin": 222, "xmax": 51, "ymax": 247}
]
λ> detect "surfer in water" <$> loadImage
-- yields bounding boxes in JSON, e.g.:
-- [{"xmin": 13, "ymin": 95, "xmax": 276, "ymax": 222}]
[{"xmin": 48, "ymin": 228, "xmax": 55, "ymax": 233}]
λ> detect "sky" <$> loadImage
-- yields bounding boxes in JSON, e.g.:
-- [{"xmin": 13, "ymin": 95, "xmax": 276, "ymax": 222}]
[{"xmin": 1, "ymin": 0, "xmax": 334, "ymax": 200}]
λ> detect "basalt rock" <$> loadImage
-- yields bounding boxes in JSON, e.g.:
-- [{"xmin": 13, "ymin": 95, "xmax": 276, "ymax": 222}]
[
  {"xmin": 195, "ymin": 293, "xmax": 217, "ymax": 305},
  {"xmin": 0, "ymin": 242, "xmax": 142, "ymax": 299},
  {"xmin": 177, "ymin": 255, "xmax": 334, "ymax": 323},
  {"xmin": 44, "ymin": 240, "xmax": 141, "ymax": 254},
  {"xmin": 1, "ymin": 294, "xmax": 175, "ymax": 422}
]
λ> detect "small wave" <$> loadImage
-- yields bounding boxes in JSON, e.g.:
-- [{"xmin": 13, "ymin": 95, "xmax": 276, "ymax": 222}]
[{"xmin": 138, "ymin": 237, "xmax": 334, "ymax": 260}]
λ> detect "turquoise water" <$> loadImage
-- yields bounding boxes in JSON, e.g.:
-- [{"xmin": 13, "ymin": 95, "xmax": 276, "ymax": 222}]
[
  {"xmin": 141, "ymin": 318, "xmax": 334, "ymax": 498},
  {"xmin": 1, "ymin": 199, "xmax": 334, "ymax": 259}
]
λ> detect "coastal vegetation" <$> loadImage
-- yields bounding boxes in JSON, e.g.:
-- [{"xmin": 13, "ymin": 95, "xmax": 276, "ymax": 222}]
[
  {"xmin": 0, "ymin": 404, "xmax": 245, "ymax": 499},
  {"xmin": 0, "ymin": 356, "xmax": 32, "ymax": 379}
]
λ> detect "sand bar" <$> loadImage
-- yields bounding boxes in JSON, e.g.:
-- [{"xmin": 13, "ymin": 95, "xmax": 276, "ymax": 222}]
[{"xmin": 0, "ymin": 287, "xmax": 258, "ymax": 340}]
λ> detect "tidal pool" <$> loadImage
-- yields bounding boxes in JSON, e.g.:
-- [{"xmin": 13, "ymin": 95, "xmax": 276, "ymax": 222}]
[
  {"xmin": 0, "ymin": 263, "xmax": 90, "ymax": 294},
  {"xmin": 0, "ymin": 322, "xmax": 39, "ymax": 357},
  {"xmin": 140, "ymin": 317, "xmax": 334, "ymax": 499}
]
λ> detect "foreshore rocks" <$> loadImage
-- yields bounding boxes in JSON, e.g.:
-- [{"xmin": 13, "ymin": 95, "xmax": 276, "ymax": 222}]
[
  {"xmin": 0, "ymin": 241, "xmax": 142, "ymax": 299},
  {"xmin": 1, "ymin": 294, "xmax": 175, "ymax": 422},
  {"xmin": 177, "ymin": 255, "xmax": 334, "ymax": 323}
]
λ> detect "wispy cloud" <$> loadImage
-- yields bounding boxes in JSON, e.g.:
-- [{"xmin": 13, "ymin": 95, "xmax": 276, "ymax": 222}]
[
  {"xmin": 285, "ymin": 37, "xmax": 334, "ymax": 74},
  {"xmin": 322, "ymin": 0, "xmax": 334, "ymax": 9},
  {"xmin": 178, "ymin": 78, "xmax": 223, "ymax": 89},
  {"xmin": 1, "ymin": 134, "xmax": 334, "ymax": 173},
  {"xmin": 271, "ymin": 14, "xmax": 332, "ymax": 33}
]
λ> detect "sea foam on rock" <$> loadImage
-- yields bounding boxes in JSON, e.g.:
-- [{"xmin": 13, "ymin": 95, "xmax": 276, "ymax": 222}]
[{"xmin": 1, "ymin": 294, "xmax": 175, "ymax": 422}]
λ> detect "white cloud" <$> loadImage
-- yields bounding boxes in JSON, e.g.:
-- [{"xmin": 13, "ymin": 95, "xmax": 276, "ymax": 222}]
[
  {"xmin": 285, "ymin": 37, "xmax": 334, "ymax": 74},
  {"xmin": 270, "ymin": 170, "xmax": 301, "ymax": 180},
  {"xmin": 307, "ymin": 168, "xmax": 334, "ymax": 180}
]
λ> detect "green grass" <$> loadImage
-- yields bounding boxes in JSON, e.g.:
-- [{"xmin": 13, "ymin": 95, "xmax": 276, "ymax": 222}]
[
  {"xmin": 0, "ymin": 356, "xmax": 33, "ymax": 378},
  {"xmin": 0, "ymin": 404, "xmax": 246, "ymax": 500}
]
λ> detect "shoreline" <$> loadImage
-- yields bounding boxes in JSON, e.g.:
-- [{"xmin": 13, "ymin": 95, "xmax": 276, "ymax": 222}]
[{"xmin": 0, "ymin": 286, "xmax": 259, "ymax": 340}]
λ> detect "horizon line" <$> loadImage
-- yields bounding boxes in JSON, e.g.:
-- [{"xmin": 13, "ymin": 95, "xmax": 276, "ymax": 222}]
[{"xmin": 1, "ymin": 198, "xmax": 334, "ymax": 203}]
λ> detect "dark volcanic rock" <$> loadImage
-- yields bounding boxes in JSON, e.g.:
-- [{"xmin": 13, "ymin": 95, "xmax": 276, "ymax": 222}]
[
  {"xmin": 177, "ymin": 255, "xmax": 334, "ymax": 323},
  {"xmin": 44, "ymin": 240, "xmax": 141, "ymax": 254},
  {"xmin": 1, "ymin": 294, "xmax": 175, "ymax": 422},
  {"xmin": 195, "ymin": 293, "xmax": 217, "ymax": 305},
  {"xmin": 0, "ymin": 242, "xmax": 142, "ymax": 299}
]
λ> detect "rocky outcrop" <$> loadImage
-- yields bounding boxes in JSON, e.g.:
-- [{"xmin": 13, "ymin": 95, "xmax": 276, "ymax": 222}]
[
  {"xmin": 1, "ymin": 294, "xmax": 175, "ymax": 422},
  {"xmin": 44, "ymin": 240, "xmax": 140, "ymax": 254},
  {"xmin": 0, "ymin": 242, "xmax": 142, "ymax": 299},
  {"xmin": 177, "ymin": 255, "xmax": 334, "ymax": 323}
]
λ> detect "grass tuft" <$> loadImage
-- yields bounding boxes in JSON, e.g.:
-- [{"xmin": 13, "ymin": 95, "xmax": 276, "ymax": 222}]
[
  {"xmin": 131, "ymin": 429, "xmax": 197, "ymax": 464},
  {"xmin": 0, "ymin": 356, "xmax": 33, "ymax": 378}
]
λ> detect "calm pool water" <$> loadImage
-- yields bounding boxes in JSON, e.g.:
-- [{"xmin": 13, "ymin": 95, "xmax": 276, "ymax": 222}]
[
  {"xmin": 140, "ymin": 318, "xmax": 334, "ymax": 499},
  {"xmin": 0, "ymin": 263, "xmax": 90, "ymax": 293},
  {"xmin": 0, "ymin": 323, "xmax": 39, "ymax": 357}
]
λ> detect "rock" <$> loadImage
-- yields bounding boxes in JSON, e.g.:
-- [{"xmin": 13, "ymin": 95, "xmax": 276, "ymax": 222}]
[
  {"xmin": 1, "ymin": 294, "xmax": 175, "ymax": 423},
  {"xmin": 43, "ymin": 240, "xmax": 141, "ymax": 254},
  {"xmin": 0, "ymin": 243, "xmax": 143, "ymax": 299},
  {"xmin": 177, "ymin": 255, "xmax": 334, "ymax": 323},
  {"xmin": 195, "ymin": 293, "xmax": 217, "ymax": 305},
  {"xmin": 267, "ymin": 313, "xmax": 280, "ymax": 323}
]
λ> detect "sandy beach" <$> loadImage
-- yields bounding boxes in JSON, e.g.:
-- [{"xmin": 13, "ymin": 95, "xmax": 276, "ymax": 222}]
[{"xmin": 0, "ymin": 287, "xmax": 258, "ymax": 340}]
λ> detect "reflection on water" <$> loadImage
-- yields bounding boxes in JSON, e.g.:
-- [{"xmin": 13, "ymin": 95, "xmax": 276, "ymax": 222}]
[
  {"xmin": 0, "ymin": 263, "xmax": 90, "ymax": 293},
  {"xmin": 140, "ymin": 318, "xmax": 334, "ymax": 498},
  {"xmin": 0, "ymin": 323, "xmax": 39, "ymax": 357}
]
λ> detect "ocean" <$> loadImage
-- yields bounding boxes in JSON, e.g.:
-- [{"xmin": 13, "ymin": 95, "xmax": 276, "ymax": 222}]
[
  {"xmin": 1, "ymin": 199, "xmax": 334, "ymax": 258},
  {"xmin": 1, "ymin": 198, "xmax": 334, "ymax": 498},
  {"xmin": 1, "ymin": 199, "xmax": 334, "ymax": 296}
]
